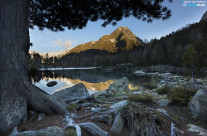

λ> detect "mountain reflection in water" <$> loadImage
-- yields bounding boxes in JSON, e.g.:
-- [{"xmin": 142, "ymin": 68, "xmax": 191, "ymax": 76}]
[{"xmin": 29, "ymin": 68, "xmax": 159, "ymax": 94}]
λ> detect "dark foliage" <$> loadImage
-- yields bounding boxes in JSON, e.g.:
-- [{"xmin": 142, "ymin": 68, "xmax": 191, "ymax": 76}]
[
  {"xmin": 29, "ymin": 0, "xmax": 172, "ymax": 31},
  {"xmin": 168, "ymin": 87, "xmax": 197, "ymax": 106},
  {"xmin": 156, "ymin": 86, "xmax": 171, "ymax": 95}
]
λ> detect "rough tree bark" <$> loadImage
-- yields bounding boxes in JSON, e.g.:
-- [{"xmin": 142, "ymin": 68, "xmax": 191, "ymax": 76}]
[{"xmin": 0, "ymin": 0, "xmax": 65, "ymax": 133}]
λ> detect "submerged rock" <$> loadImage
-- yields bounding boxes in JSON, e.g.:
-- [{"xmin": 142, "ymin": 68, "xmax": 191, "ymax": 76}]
[
  {"xmin": 188, "ymin": 89, "xmax": 207, "ymax": 121},
  {"xmin": 108, "ymin": 77, "xmax": 129, "ymax": 93},
  {"xmin": 46, "ymin": 81, "xmax": 57, "ymax": 87},
  {"xmin": 52, "ymin": 83, "xmax": 89, "ymax": 100},
  {"xmin": 9, "ymin": 126, "xmax": 64, "ymax": 136}
]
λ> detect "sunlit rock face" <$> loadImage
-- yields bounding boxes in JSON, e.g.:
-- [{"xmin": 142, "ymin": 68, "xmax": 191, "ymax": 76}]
[{"xmin": 67, "ymin": 26, "xmax": 142, "ymax": 54}]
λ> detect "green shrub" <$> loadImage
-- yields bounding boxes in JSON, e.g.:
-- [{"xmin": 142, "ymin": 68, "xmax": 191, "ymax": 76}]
[
  {"xmin": 65, "ymin": 127, "xmax": 77, "ymax": 136},
  {"xmin": 66, "ymin": 103, "xmax": 79, "ymax": 111},
  {"xmin": 143, "ymin": 83, "xmax": 157, "ymax": 90},
  {"xmin": 128, "ymin": 94, "xmax": 154, "ymax": 103},
  {"xmin": 168, "ymin": 87, "xmax": 197, "ymax": 106},
  {"xmin": 156, "ymin": 86, "xmax": 171, "ymax": 95}
]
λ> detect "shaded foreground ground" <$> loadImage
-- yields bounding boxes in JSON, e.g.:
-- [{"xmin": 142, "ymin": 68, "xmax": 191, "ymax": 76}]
[{"xmin": 17, "ymin": 99, "xmax": 205, "ymax": 136}]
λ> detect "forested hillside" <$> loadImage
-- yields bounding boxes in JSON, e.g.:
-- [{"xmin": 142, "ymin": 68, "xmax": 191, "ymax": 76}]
[{"xmin": 30, "ymin": 21, "xmax": 207, "ymax": 68}]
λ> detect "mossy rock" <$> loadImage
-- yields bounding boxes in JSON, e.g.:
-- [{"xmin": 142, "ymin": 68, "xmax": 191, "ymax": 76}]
[{"xmin": 65, "ymin": 127, "xmax": 77, "ymax": 136}]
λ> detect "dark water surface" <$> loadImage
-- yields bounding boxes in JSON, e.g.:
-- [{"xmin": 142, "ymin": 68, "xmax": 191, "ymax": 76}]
[{"xmin": 30, "ymin": 68, "xmax": 159, "ymax": 94}]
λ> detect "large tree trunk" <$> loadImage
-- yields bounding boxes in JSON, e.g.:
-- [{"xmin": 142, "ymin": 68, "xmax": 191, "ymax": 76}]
[{"xmin": 0, "ymin": 0, "xmax": 65, "ymax": 134}]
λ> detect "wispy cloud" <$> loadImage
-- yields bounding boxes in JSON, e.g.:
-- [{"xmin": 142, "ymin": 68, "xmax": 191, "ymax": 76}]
[{"xmin": 54, "ymin": 38, "xmax": 74, "ymax": 50}]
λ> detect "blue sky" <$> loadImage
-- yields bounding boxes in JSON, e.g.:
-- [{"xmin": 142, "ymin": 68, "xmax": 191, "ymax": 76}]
[{"xmin": 30, "ymin": 0, "xmax": 207, "ymax": 53}]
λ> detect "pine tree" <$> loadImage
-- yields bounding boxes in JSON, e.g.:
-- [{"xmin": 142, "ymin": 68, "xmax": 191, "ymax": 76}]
[
  {"xmin": 182, "ymin": 44, "xmax": 200, "ymax": 87},
  {"xmin": 0, "ymin": 0, "xmax": 173, "ymax": 133}
]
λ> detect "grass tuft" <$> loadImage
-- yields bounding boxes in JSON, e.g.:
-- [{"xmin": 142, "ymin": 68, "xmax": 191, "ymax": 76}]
[
  {"xmin": 143, "ymin": 83, "xmax": 157, "ymax": 90},
  {"xmin": 66, "ymin": 103, "xmax": 79, "ymax": 111},
  {"xmin": 156, "ymin": 86, "xmax": 171, "ymax": 95},
  {"xmin": 128, "ymin": 93, "xmax": 154, "ymax": 103}
]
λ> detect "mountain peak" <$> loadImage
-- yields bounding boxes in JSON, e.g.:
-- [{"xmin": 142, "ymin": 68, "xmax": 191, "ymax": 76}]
[
  {"xmin": 200, "ymin": 10, "xmax": 207, "ymax": 22},
  {"xmin": 117, "ymin": 26, "xmax": 129, "ymax": 30},
  {"xmin": 111, "ymin": 26, "xmax": 138, "ymax": 42},
  {"xmin": 68, "ymin": 26, "xmax": 142, "ymax": 54},
  {"xmin": 113, "ymin": 26, "xmax": 131, "ymax": 34}
]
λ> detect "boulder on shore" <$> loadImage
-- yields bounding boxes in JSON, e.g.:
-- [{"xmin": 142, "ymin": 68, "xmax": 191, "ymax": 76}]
[
  {"xmin": 95, "ymin": 77, "xmax": 130, "ymax": 98},
  {"xmin": 52, "ymin": 83, "xmax": 90, "ymax": 100},
  {"xmin": 188, "ymin": 89, "xmax": 207, "ymax": 122},
  {"xmin": 134, "ymin": 70, "xmax": 146, "ymax": 76},
  {"xmin": 46, "ymin": 81, "xmax": 57, "ymax": 87},
  {"xmin": 107, "ymin": 77, "xmax": 129, "ymax": 93}
]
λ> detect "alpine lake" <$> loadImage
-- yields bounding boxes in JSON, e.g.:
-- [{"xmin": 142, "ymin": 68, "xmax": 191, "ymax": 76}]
[{"xmin": 29, "ymin": 67, "xmax": 160, "ymax": 94}]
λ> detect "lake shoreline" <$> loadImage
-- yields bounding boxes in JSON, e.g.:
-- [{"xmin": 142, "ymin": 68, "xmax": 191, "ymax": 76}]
[
  {"xmin": 33, "ymin": 64, "xmax": 207, "ymax": 76},
  {"xmin": 11, "ymin": 77, "xmax": 207, "ymax": 136}
]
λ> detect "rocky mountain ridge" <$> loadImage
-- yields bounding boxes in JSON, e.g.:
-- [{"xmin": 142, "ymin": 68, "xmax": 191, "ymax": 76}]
[{"xmin": 68, "ymin": 26, "xmax": 143, "ymax": 54}]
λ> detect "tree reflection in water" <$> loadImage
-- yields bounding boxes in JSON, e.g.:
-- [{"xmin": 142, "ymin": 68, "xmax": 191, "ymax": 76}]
[{"xmin": 29, "ymin": 68, "xmax": 160, "ymax": 94}]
